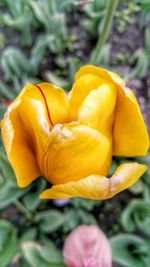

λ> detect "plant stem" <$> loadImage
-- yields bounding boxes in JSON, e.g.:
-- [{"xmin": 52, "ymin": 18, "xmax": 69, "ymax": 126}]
[
  {"xmin": 90, "ymin": 0, "xmax": 119, "ymax": 65},
  {"xmin": 14, "ymin": 200, "xmax": 32, "ymax": 220}
]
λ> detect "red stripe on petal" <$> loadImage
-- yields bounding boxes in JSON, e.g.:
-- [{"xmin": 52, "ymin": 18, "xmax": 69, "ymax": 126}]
[{"xmin": 35, "ymin": 84, "xmax": 54, "ymax": 126}]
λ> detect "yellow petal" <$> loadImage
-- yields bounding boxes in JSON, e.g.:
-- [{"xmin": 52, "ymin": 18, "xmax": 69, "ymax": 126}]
[
  {"xmin": 40, "ymin": 122, "xmax": 109, "ymax": 184},
  {"xmin": 23, "ymin": 82, "xmax": 69, "ymax": 126},
  {"xmin": 1, "ymin": 82, "xmax": 69, "ymax": 188},
  {"xmin": 74, "ymin": 65, "xmax": 149, "ymax": 156},
  {"xmin": 75, "ymin": 65, "xmax": 125, "ymax": 87},
  {"xmin": 69, "ymin": 73, "xmax": 104, "ymax": 120},
  {"xmin": 40, "ymin": 163, "xmax": 147, "ymax": 200},
  {"xmin": 1, "ymin": 97, "xmax": 41, "ymax": 188},
  {"xmin": 113, "ymin": 88, "xmax": 149, "ymax": 156},
  {"xmin": 78, "ymin": 83, "xmax": 117, "ymax": 175},
  {"xmin": 18, "ymin": 96, "xmax": 51, "ymax": 158},
  {"xmin": 78, "ymin": 83, "xmax": 116, "ymax": 135},
  {"xmin": 69, "ymin": 64, "xmax": 124, "ymax": 121}
]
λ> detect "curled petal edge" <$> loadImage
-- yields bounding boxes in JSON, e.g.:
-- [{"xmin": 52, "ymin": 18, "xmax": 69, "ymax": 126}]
[{"xmin": 39, "ymin": 163, "xmax": 147, "ymax": 200}]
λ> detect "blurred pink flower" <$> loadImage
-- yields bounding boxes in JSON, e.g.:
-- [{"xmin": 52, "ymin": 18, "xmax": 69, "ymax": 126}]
[{"xmin": 63, "ymin": 225, "xmax": 112, "ymax": 267}]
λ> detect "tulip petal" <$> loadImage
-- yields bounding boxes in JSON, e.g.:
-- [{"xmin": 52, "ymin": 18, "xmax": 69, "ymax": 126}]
[
  {"xmin": 18, "ymin": 96, "xmax": 51, "ymax": 156},
  {"xmin": 1, "ymin": 82, "xmax": 69, "ymax": 188},
  {"xmin": 23, "ymin": 82, "xmax": 69, "ymax": 126},
  {"xmin": 78, "ymin": 83, "xmax": 116, "ymax": 134},
  {"xmin": 1, "ymin": 97, "xmax": 41, "ymax": 188},
  {"xmin": 40, "ymin": 122, "xmax": 109, "ymax": 184},
  {"xmin": 78, "ymin": 83, "xmax": 117, "ymax": 175},
  {"xmin": 69, "ymin": 73, "xmax": 104, "ymax": 120},
  {"xmin": 113, "ymin": 88, "xmax": 149, "ymax": 156},
  {"xmin": 74, "ymin": 65, "xmax": 149, "ymax": 156},
  {"xmin": 75, "ymin": 65, "xmax": 125, "ymax": 87},
  {"xmin": 40, "ymin": 163, "xmax": 147, "ymax": 200}
]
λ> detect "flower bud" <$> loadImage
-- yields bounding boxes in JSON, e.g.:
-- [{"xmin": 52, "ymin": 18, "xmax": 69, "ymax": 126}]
[{"xmin": 63, "ymin": 225, "xmax": 112, "ymax": 267}]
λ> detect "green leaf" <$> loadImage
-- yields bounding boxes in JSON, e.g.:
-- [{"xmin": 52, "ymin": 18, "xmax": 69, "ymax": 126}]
[
  {"xmin": 1, "ymin": 47, "xmax": 33, "ymax": 84},
  {"xmin": 22, "ymin": 241, "xmax": 53, "ymax": 267},
  {"xmin": 36, "ymin": 210, "xmax": 66, "ymax": 233},
  {"xmin": 58, "ymin": 0, "xmax": 74, "ymax": 11},
  {"xmin": 145, "ymin": 27, "xmax": 150, "ymax": 52},
  {"xmin": 0, "ymin": 219, "xmax": 18, "ymax": 267},
  {"xmin": 64, "ymin": 208, "xmax": 80, "ymax": 231},
  {"xmin": 130, "ymin": 50, "xmax": 149, "ymax": 78},
  {"xmin": 110, "ymin": 234, "xmax": 150, "ymax": 267},
  {"xmin": 137, "ymin": 152, "xmax": 150, "ymax": 165},
  {"xmin": 29, "ymin": 0, "xmax": 68, "ymax": 53},
  {"xmin": 0, "ymin": 0, "xmax": 37, "ymax": 45},
  {"xmin": 46, "ymin": 14, "xmax": 67, "ymax": 53},
  {"xmin": 71, "ymin": 198, "xmax": 100, "ymax": 211},
  {"xmin": 83, "ymin": 0, "xmax": 106, "ymax": 18},
  {"xmin": 136, "ymin": 152, "xmax": 150, "ymax": 186},
  {"xmin": 44, "ymin": 71, "xmax": 70, "ymax": 90},
  {"xmin": 23, "ymin": 178, "xmax": 46, "ymax": 211},
  {"xmin": 121, "ymin": 200, "xmax": 150, "ymax": 236},
  {"xmin": 20, "ymin": 228, "xmax": 38, "ymax": 242},
  {"xmin": 64, "ymin": 207, "xmax": 96, "ymax": 232},
  {"xmin": 90, "ymin": 43, "xmax": 110, "ymax": 66},
  {"xmin": 68, "ymin": 57, "xmax": 81, "ymax": 83},
  {"xmin": 39, "ymin": 237, "xmax": 63, "ymax": 263},
  {"xmin": 81, "ymin": 19, "xmax": 97, "ymax": 34},
  {"xmin": 0, "ymin": 81, "xmax": 16, "ymax": 99},
  {"xmin": 128, "ymin": 180, "xmax": 145, "ymax": 195},
  {"xmin": 29, "ymin": 0, "xmax": 50, "ymax": 29},
  {"xmin": 0, "ymin": 147, "xmax": 16, "ymax": 180},
  {"xmin": 22, "ymin": 261, "xmax": 31, "ymax": 267},
  {"xmin": 78, "ymin": 209, "xmax": 97, "ymax": 224},
  {"xmin": 0, "ymin": 182, "xmax": 25, "ymax": 209},
  {"xmin": 30, "ymin": 34, "xmax": 54, "ymax": 69},
  {"xmin": 22, "ymin": 240, "xmax": 66, "ymax": 267}
]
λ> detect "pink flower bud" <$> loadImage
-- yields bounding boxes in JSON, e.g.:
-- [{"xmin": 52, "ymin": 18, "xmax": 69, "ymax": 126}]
[{"xmin": 63, "ymin": 225, "xmax": 112, "ymax": 267}]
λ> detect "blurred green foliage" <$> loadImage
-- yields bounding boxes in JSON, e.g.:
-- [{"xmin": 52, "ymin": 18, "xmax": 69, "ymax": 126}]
[
  {"xmin": 0, "ymin": 219, "xmax": 18, "ymax": 267},
  {"xmin": 0, "ymin": 0, "xmax": 150, "ymax": 266},
  {"xmin": 129, "ymin": 27, "xmax": 150, "ymax": 78},
  {"xmin": 0, "ymin": 0, "xmax": 150, "ymax": 97},
  {"xmin": 121, "ymin": 199, "xmax": 150, "ymax": 236},
  {"xmin": 111, "ymin": 234, "xmax": 150, "ymax": 267}
]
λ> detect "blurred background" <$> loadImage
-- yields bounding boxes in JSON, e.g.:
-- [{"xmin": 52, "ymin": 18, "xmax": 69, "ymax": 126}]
[{"xmin": 0, "ymin": 0, "xmax": 150, "ymax": 266}]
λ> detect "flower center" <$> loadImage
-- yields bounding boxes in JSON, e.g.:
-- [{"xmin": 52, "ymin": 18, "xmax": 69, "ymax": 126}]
[{"xmin": 35, "ymin": 84, "xmax": 54, "ymax": 126}]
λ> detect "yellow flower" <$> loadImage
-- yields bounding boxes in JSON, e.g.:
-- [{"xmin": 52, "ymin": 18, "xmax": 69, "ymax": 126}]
[{"xmin": 1, "ymin": 65, "xmax": 149, "ymax": 200}]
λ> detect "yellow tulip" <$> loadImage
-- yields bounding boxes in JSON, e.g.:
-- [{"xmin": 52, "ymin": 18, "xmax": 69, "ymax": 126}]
[{"xmin": 1, "ymin": 65, "xmax": 149, "ymax": 200}]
